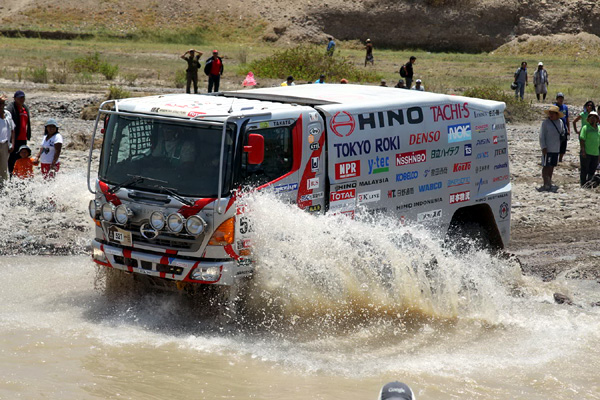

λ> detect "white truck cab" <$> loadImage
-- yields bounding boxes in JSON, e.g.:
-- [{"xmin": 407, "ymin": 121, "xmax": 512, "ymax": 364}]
[{"xmin": 88, "ymin": 85, "xmax": 510, "ymax": 290}]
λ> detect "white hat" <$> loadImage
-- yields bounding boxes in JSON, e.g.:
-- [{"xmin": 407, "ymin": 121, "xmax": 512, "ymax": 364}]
[
  {"xmin": 416, "ymin": 79, "xmax": 422, "ymax": 83},
  {"xmin": 538, "ymin": 62, "xmax": 543, "ymax": 66}
]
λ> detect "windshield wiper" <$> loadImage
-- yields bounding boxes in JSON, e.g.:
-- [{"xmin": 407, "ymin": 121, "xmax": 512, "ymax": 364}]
[
  {"xmin": 157, "ymin": 186, "xmax": 193, "ymax": 206},
  {"xmin": 108, "ymin": 174, "xmax": 167, "ymax": 194}
]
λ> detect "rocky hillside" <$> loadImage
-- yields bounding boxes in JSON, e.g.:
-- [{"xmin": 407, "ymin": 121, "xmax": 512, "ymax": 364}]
[{"xmin": 2, "ymin": 0, "xmax": 600, "ymax": 52}]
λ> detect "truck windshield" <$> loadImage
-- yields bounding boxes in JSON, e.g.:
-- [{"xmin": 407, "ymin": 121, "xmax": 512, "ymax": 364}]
[{"xmin": 99, "ymin": 115, "xmax": 236, "ymax": 198}]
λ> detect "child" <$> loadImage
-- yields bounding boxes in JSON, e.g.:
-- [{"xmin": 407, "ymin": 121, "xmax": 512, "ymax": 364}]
[
  {"xmin": 12, "ymin": 144, "xmax": 35, "ymax": 179},
  {"xmin": 34, "ymin": 119, "xmax": 62, "ymax": 179}
]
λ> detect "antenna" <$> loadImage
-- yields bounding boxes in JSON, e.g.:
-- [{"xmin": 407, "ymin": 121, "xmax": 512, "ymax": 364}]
[{"xmin": 228, "ymin": 98, "xmax": 235, "ymax": 113}]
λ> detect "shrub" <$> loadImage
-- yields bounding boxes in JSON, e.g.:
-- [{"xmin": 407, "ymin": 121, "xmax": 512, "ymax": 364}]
[
  {"xmin": 463, "ymin": 86, "xmax": 539, "ymax": 123},
  {"xmin": 77, "ymin": 72, "xmax": 94, "ymax": 85},
  {"xmin": 245, "ymin": 45, "xmax": 381, "ymax": 83},
  {"xmin": 30, "ymin": 64, "xmax": 48, "ymax": 83},
  {"xmin": 107, "ymin": 85, "xmax": 131, "ymax": 100},
  {"xmin": 122, "ymin": 72, "xmax": 138, "ymax": 86},
  {"xmin": 52, "ymin": 62, "xmax": 69, "ymax": 84},
  {"xmin": 71, "ymin": 52, "xmax": 101, "ymax": 73},
  {"xmin": 99, "ymin": 61, "xmax": 119, "ymax": 80},
  {"xmin": 174, "ymin": 70, "xmax": 186, "ymax": 88}
]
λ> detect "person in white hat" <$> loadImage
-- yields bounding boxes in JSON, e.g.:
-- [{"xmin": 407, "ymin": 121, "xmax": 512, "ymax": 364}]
[
  {"xmin": 538, "ymin": 105, "xmax": 566, "ymax": 192},
  {"xmin": 533, "ymin": 62, "xmax": 549, "ymax": 102},
  {"xmin": 579, "ymin": 111, "xmax": 600, "ymax": 186},
  {"xmin": 411, "ymin": 79, "xmax": 424, "ymax": 91}
]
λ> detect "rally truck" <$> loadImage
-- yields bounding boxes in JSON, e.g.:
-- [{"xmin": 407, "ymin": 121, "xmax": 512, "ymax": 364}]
[{"xmin": 87, "ymin": 84, "xmax": 510, "ymax": 290}]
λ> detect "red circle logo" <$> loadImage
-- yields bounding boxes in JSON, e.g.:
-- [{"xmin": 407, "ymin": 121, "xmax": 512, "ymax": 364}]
[{"xmin": 330, "ymin": 111, "xmax": 356, "ymax": 137}]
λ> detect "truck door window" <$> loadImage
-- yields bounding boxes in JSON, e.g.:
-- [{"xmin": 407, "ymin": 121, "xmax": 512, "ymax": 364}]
[{"xmin": 242, "ymin": 126, "xmax": 293, "ymax": 185}]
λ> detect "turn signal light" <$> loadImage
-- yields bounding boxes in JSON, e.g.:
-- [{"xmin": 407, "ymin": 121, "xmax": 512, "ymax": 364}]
[{"xmin": 208, "ymin": 217, "xmax": 235, "ymax": 245}]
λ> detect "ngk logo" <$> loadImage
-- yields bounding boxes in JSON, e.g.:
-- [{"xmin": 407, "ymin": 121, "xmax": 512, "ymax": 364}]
[
  {"xmin": 330, "ymin": 111, "xmax": 356, "ymax": 137},
  {"xmin": 330, "ymin": 189, "xmax": 356, "ymax": 202},
  {"xmin": 453, "ymin": 161, "xmax": 472, "ymax": 172},
  {"xmin": 335, "ymin": 160, "xmax": 360, "ymax": 180}
]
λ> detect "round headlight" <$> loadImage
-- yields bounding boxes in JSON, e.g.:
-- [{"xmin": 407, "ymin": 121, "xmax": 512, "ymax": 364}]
[
  {"xmin": 114, "ymin": 204, "xmax": 132, "ymax": 225},
  {"xmin": 101, "ymin": 203, "xmax": 114, "ymax": 222},
  {"xmin": 185, "ymin": 215, "xmax": 207, "ymax": 236},
  {"xmin": 150, "ymin": 211, "xmax": 166, "ymax": 230},
  {"xmin": 88, "ymin": 200, "xmax": 99, "ymax": 219},
  {"xmin": 167, "ymin": 213, "xmax": 185, "ymax": 233}
]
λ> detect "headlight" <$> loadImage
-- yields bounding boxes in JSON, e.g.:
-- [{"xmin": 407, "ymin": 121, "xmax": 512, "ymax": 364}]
[
  {"xmin": 101, "ymin": 203, "xmax": 114, "ymax": 221},
  {"xmin": 114, "ymin": 204, "xmax": 132, "ymax": 225},
  {"xmin": 150, "ymin": 211, "xmax": 166, "ymax": 230},
  {"xmin": 185, "ymin": 215, "xmax": 207, "ymax": 236},
  {"xmin": 89, "ymin": 200, "xmax": 100, "ymax": 219},
  {"xmin": 191, "ymin": 266, "xmax": 221, "ymax": 282},
  {"xmin": 167, "ymin": 213, "xmax": 185, "ymax": 233},
  {"xmin": 92, "ymin": 247, "xmax": 107, "ymax": 263}
]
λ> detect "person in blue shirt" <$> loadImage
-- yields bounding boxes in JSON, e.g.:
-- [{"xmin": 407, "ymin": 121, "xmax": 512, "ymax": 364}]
[
  {"xmin": 314, "ymin": 74, "xmax": 326, "ymax": 84},
  {"xmin": 554, "ymin": 92, "xmax": 570, "ymax": 162},
  {"xmin": 326, "ymin": 37, "xmax": 335, "ymax": 56}
]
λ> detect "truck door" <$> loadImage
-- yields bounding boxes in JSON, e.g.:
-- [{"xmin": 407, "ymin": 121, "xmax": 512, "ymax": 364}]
[{"xmin": 295, "ymin": 111, "xmax": 326, "ymax": 214}]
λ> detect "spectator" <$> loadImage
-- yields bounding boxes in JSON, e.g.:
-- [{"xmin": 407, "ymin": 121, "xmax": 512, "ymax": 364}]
[
  {"xmin": 204, "ymin": 50, "xmax": 224, "ymax": 93},
  {"xmin": 538, "ymin": 105, "xmax": 565, "ymax": 192},
  {"xmin": 400, "ymin": 56, "xmax": 416, "ymax": 89},
  {"xmin": 315, "ymin": 74, "xmax": 326, "ymax": 84},
  {"xmin": 411, "ymin": 79, "xmax": 424, "ymax": 91},
  {"xmin": 7, "ymin": 90, "xmax": 31, "ymax": 176},
  {"xmin": 572, "ymin": 100, "xmax": 595, "ymax": 137},
  {"xmin": 554, "ymin": 92, "xmax": 570, "ymax": 162},
  {"xmin": 533, "ymin": 62, "xmax": 549, "ymax": 102},
  {"xmin": 514, "ymin": 61, "xmax": 528, "ymax": 100},
  {"xmin": 579, "ymin": 111, "xmax": 600, "ymax": 187},
  {"xmin": 34, "ymin": 119, "xmax": 63, "ymax": 180},
  {"xmin": 395, "ymin": 79, "xmax": 406, "ymax": 89},
  {"xmin": 180, "ymin": 49, "xmax": 203, "ymax": 94},
  {"xmin": 12, "ymin": 145, "xmax": 34, "ymax": 180},
  {"xmin": 340, "ymin": 79, "xmax": 348, "ymax": 84},
  {"xmin": 0, "ymin": 94, "xmax": 15, "ymax": 187},
  {"xmin": 326, "ymin": 37, "xmax": 335, "ymax": 56},
  {"xmin": 380, "ymin": 79, "xmax": 388, "ymax": 87},
  {"xmin": 365, "ymin": 38, "xmax": 374, "ymax": 66},
  {"xmin": 281, "ymin": 76, "xmax": 295, "ymax": 86},
  {"xmin": 378, "ymin": 381, "xmax": 415, "ymax": 400},
  {"xmin": 242, "ymin": 71, "xmax": 257, "ymax": 87}
]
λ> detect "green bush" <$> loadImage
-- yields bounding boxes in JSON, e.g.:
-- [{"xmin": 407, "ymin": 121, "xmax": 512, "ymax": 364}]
[
  {"xmin": 463, "ymin": 86, "xmax": 538, "ymax": 123},
  {"xmin": 107, "ymin": 85, "xmax": 131, "ymax": 100},
  {"xmin": 71, "ymin": 52, "xmax": 101, "ymax": 73},
  {"xmin": 99, "ymin": 61, "xmax": 119, "ymax": 80},
  {"xmin": 122, "ymin": 72, "xmax": 138, "ymax": 86},
  {"xmin": 174, "ymin": 70, "xmax": 186, "ymax": 89},
  {"xmin": 52, "ymin": 62, "xmax": 69, "ymax": 84},
  {"xmin": 245, "ymin": 45, "xmax": 381, "ymax": 83},
  {"xmin": 30, "ymin": 64, "xmax": 48, "ymax": 83}
]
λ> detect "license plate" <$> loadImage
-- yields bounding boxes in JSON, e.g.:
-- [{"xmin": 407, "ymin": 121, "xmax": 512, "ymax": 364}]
[{"xmin": 108, "ymin": 225, "xmax": 132, "ymax": 247}]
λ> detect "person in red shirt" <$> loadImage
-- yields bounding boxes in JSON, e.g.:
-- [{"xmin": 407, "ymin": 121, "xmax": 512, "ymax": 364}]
[
  {"xmin": 12, "ymin": 145, "xmax": 34, "ymax": 180},
  {"xmin": 204, "ymin": 50, "xmax": 224, "ymax": 93},
  {"xmin": 6, "ymin": 90, "xmax": 31, "ymax": 176}
]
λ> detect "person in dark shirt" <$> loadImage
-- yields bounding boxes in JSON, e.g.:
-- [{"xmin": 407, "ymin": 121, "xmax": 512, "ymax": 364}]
[
  {"xmin": 401, "ymin": 56, "xmax": 416, "ymax": 89},
  {"xmin": 204, "ymin": 50, "xmax": 224, "ymax": 93},
  {"xmin": 180, "ymin": 49, "xmax": 203, "ymax": 94},
  {"xmin": 6, "ymin": 90, "xmax": 31, "ymax": 176},
  {"xmin": 365, "ymin": 39, "xmax": 374, "ymax": 66}
]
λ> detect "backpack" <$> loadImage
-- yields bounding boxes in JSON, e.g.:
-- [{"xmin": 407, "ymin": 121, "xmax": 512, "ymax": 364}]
[{"xmin": 399, "ymin": 65, "xmax": 407, "ymax": 77}]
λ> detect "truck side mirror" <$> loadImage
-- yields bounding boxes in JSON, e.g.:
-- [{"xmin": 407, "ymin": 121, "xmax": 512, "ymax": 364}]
[{"xmin": 244, "ymin": 134, "xmax": 264, "ymax": 165}]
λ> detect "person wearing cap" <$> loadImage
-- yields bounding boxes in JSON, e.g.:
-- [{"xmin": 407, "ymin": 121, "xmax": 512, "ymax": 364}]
[
  {"xmin": 12, "ymin": 144, "xmax": 35, "ymax": 180},
  {"xmin": 554, "ymin": 92, "xmax": 570, "ymax": 162},
  {"xmin": 395, "ymin": 79, "xmax": 407, "ymax": 89},
  {"xmin": 513, "ymin": 61, "xmax": 528, "ymax": 100},
  {"xmin": 378, "ymin": 381, "xmax": 416, "ymax": 400},
  {"xmin": 411, "ymin": 79, "xmax": 424, "ymax": 91},
  {"xmin": 180, "ymin": 49, "xmax": 203, "ymax": 94},
  {"xmin": 281, "ymin": 76, "xmax": 295, "ymax": 86},
  {"xmin": 0, "ymin": 94, "xmax": 15, "ymax": 186},
  {"xmin": 34, "ymin": 119, "xmax": 63, "ymax": 179},
  {"xmin": 365, "ymin": 38, "xmax": 374, "ymax": 66},
  {"xmin": 579, "ymin": 111, "xmax": 600, "ymax": 186},
  {"xmin": 533, "ymin": 62, "xmax": 549, "ymax": 102},
  {"xmin": 204, "ymin": 50, "xmax": 224, "ymax": 93},
  {"xmin": 538, "ymin": 105, "xmax": 566, "ymax": 192},
  {"xmin": 315, "ymin": 74, "xmax": 326, "ymax": 84},
  {"xmin": 380, "ymin": 79, "xmax": 388, "ymax": 87},
  {"xmin": 6, "ymin": 90, "xmax": 31, "ymax": 176}
]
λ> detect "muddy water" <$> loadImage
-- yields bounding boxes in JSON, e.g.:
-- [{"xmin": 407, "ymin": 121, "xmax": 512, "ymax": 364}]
[{"xmin": 1, "ymin": 175, "xmax": 599, "ymax": 399}]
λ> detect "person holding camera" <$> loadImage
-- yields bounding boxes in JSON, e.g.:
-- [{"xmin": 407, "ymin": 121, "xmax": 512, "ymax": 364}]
[{"xmin": 180, "ymin": 49, "xmax": 203, "ymax": 94}]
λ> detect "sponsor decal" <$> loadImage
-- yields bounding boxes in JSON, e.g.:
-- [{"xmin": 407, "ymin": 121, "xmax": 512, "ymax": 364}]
[
  {"xmin": 453, "ymin": 161, "xmax": 472, "ymax": 172},
  {"xmin": 309, "ymin": 126, "xmax": 321, "ymax": 136},
  {"xmin": 308, "ymin": 134, "xmax": 315, "ymax": 144},
  {"xmin": 474, "ymin": 124, "xmax": 489, "ymax": 133},
  {"xmin": 431, "ymin": 146, "xmax": 459, "ymax": 159},
  {"xmin": 493, "ymin": 136, "xmax": 498, "ymax": 144},
  {"xmin": 494, "ymin": 162, "xmax": 508, "ymax": 170},
  {"xmin": 417, "ymin": 209, "xmax": 442, "ymax": 222},
  {"xmin": 270, "ymin": 119, "xmax": 293, "ymax": 127},
  {"xmin": 375, "ymin": 136, "xmax": 401, "ymax": 152},
  {"xmin": 492, "ymin": 123, "xmax": 506, "ymax": 131},
  {"xmin": 448, "ymin": 177, "xmax": 471, "ymax": 187},
  {"xmin": 494, "ymin": 135, "xmax": 506, "ymax": 144},
  {"xmin": 464, "ymin": 143, "xmax": 472, "ymax": 156},
  {"xmin": 388, "ymin": 187, "xmax": 414, "ymax": 198},
  {"xmin": 409, "ymin": 130, "xmax": 441, "ymax": 145},
  {"xmin": 396, "ymin": 197, "xmax": 443, "ymax": 210},
  {"xmin": 358, "ymin": 177, "xmax": 389, "ymax": 187},
  {"xmin": 396, "ymin": 150, "xmax": 427, "ymax": 166},
  {"xmin": 493, "ymin": 174, "xmax": 510, "ymax": 183},
  {"xmin": 357, "ymin": 107, "xmax": 424, "ymax": 130},
  {"xmin": 309, "ymin": 142, "xmax": 320, "ymax": 151},
  {"xmin": 476, "ymin": 151, "xmax": 489, "ymax": 159},
  {"xmin": 333, "ymin": 182, "xmax": 357, "ymax": 191},
  {"xmin": 311, "ymin": 157, "xmax": 320, "ymax": 172},
  {"xmin": 358, "ymin": 190, "xmax": 381, "ymax": 204},
  {"xmin": 368, "ymin": 156, "xmax": 390, "ymax": 174},
  {"xmin": 274, "ymin": 183, "xmax": 299, "ymax": 193},
  {"xmin": 396, "ymin": 171, "xmax": 418, "ymax": 182},
  {"xmin": 335, "ymin": 160, "xmax": 361, "ymax": 180},
  {"xmin": 473, "ymin": 109, "xmax": 501, "ymax": 118},
  {"xmin": 307, "ymin": 177, "xmax": 320, "ymax": 190},
  {"xmin": 476, "ymin": 138, "xmax": 491, "ymax": 146},
  {"xmin": 499, "ymin": 202, "xmax": 509, "ymax": 219},
  {"xmin": 430, "ymin": 103, "xmax": 470, "ymax": 122},
  {"xmin": 448, "ymin": 123, "xmax": 472, "ymax": 143},
  {"xmin": 333, "ymin": 136, "xmax": 401, "ymax": 158},
  {"xmin": 366, "ymin": 207, "xmax": 387, "ymax": 215},
  {"xmin": 300, "ymin": 192, "xmax": 324, "ymax": 202},
  {"xmin": 449, "ymin": 190, "xmax": 470, "ymax": 204},
  {"xmin": 476, "ymin": 165, "xmax": 490, "ymax": 174},
  {"xmin": 418, "ymin": 182, "xmax": 442, "ymax": 192},
  {"xmin": 495, "ymin": 148, "xmax": 507, "ymax": 157},
  {"xmin": 330, "ymin": 189, "xmax": 356, "ymax": 202},
  {"xmin": 308, "ymin": 204, "xmax": 322, "ymax": 213},
  {"xmin": 476, "ymin": 178, "xmax": 488, "ymax": 194},
  {"xmin": 424, "ymin": 167, "xmax": 448, "ymax": 177},
  {"xmin": 259, "ymin": 122, "xmax": 269, "ymax": 129},
  {"xmin": 330, "ymin": 188, "xmax": 356, "ymax": 216},
  {"xmin": 330, "ymin": 111, "xmax": 356, "ymax": 137},
  {"xmin": 309, "ymin": 112, "xmax": 319, "ymax": 122}
]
